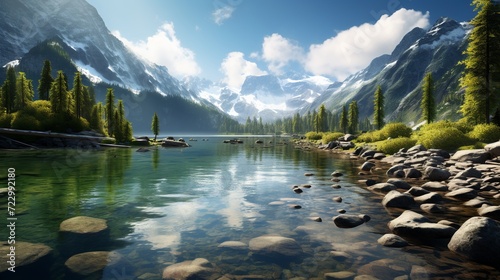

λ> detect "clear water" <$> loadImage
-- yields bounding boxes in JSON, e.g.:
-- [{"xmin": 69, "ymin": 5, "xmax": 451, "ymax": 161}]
[{"xmin": 0, "ymin": 137, "xmax": 498, "ymax": 279}]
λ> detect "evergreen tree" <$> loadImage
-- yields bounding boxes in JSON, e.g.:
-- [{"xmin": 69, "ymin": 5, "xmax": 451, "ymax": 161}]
[
  {"xmin": 339, "ymin": 105, "xmax": 348, "ymax": 133},
  {"xmin": 292, "ymin": 112, "xmax": 301, "ymax": 134},
  {"xmin": 37, "ymin": 60, "xmax": 53, "ymax": 100},
  {"xmin": 14, "ymin": 72, "xmax": 34, "ymax": 111},
  {"xmin": 460, "ymin": 0, "xmax": 500, "ymax": 124},
  {"xmin": 348, "ymin": 100, "xmax": 359, "ymax": 134},
  {"xmin": 151, "ymin": 112, "xmax": 160, "ymax": 141},
  {"xmin": 105, "ymin": 88, "xmax": 115, "ymax": 136},
  {"xmin": 373, "ymin": 85, "xmax": 385, "ymax": 130},
  {"xmin": 317, "ymin": 104, "xmax": 328, "ymax": 132},
  {"xmin": 113, "ymin": 110, "xmax": 123, "ymax": 142},
  {"xmin": 421, "ymin": 72, "xmax": 436, "ymax": 123},
  {"xmin": 71, "ymin": 72, "xmax": 84, "ymax": 119},
  {"xmin": 2, "ymin": 67, "xmax": 17, "ymax": 114},
  {"xmin": 90, "ymin": 103, "xmax": 105, "ymax": 134},
  {"xmin": 49, "ymin": 70, "xmax": 69, "ymax": 114}
]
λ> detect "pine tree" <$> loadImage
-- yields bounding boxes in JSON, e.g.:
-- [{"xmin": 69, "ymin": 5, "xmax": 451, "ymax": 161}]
[
  {"xmin": 339, "ymin": 105, "xmax": 348, "ymax": 134},
  {"xmin": 373, "ymin": 85, "xmax": 385, "ymax": 130},
  {"xmin": 460, "ymin": 0, "xmax": 500, "ymax": 124},
  {"xmin": 49, "ymin": 70, "xmax": 69, "ymax": 114},
  {"xmin": 71, "ymin": 72, "xmax": 84, "ymax": 119},
  {"xmin": 421, "ymin": 73, "xmax": 436, "ymax": 124},
  {"xmin": 14, "ymin": 72, "xmax": 34, "ymax": 111},
  {"xmin": 37, "ymin": 60, "xmax": 53, "ymax": 100},
  {"xmin": 292, "ymin": 112, "xmax": 301, "ymax": 134},
  {"xmin": 317, "ymin": 104, "xmax": 328, "ymax": 132},
  {"xmin": 105, "ymin": 88, "xmax": 115, "ymax": 136},
  {"xmin": 147, "ymin": 111, "xmax": 159, "ymax": 142},
  {"xmin": 348, "ymin": 100, "xmax": 359, "ymax": 134},
  {"xmin": 90, "ymin": 103, "xmax": 104, "ymax": 134},
  {"xmin": 2, "ymin": 67, "xmax": 17, "ymax": 114}
]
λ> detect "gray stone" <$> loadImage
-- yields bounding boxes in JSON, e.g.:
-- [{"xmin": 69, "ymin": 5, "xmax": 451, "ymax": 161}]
[
  {"xmin": 0, "ymin": 242, "xmax": 52, "ymax": 273},
  {"xmin": 218, "ymin": 241, "xmax": 248, "ymax": 250},
  {"xmin": 404, "ymin": 168, "xmax": 422, "ymax": 179},
  {"xmin": 478, "ymin": 205, "xmax": 500, "ymax": 221},
  {"xmin": 420, "ymin": 203, "xmax": 446, "ymax": 213},
  {"xmin": 445, "ymin": 188, "xmax": 477, "ymax": 200},
  {"xmin": 414, "ymin": 192, "xmax": 443, "ymax": 204},
  {"xmin": 387, "ymin": 164, "xmax": 408, "ymax": 177},
  {"xmin": 325, "ymin": 271, "xmax": 356, "ymax": 280},
  {"xmin": 382, "ymin": 190, "xmax": 415, "ymax": 209},
  {"xmin": 361, "ymin": 161, "xmax": 376, "ymax": 171},
  {"xmin": 249, "ymin": 235, "xmax": 302, "ymax": 257},
  {"xmin": 59, "ymin": 216, "xmax": 108, "ymax": 234},
  {"xmin": 377, "ymin": 233, "xmax": 409, "ymax": 247},
  {"xmin": 450, "ymin": 149, "xmax": 490, "ymax": 164},
  {"xmin": 421, "ymin": 181, "xmax": 448, "ymax": 191},
  {"xmin": 388, "ymin": 210, "xmax": 456, "ymax": 239},
  {"xmin": 162, "ymin": 258, "xmax": 215, "ymax": 280},
  {"xmin": 357, "ymin": 258, "xmax": 411, "ymax": 279},
  {"xmin": 423, "ymin": 167, "xmax": 451, "ymax": 181},
  {"xmin": 406, "ymin": 187, "xmax": 430, "ymax": 196},
  {"xmin": 367, "ymin": 183, "xmax": 397, "ymax": 194},
  {"xmin": 448, "ymin": 217, "xmax": 500, "ymax": 267},
  {"xmin": 484, "ymin": 140, "xmax": 500, "ymax": 158},
  {"xmin": 65, "ymin": 251, "xmax": 121, "ymax": 276},
  {"xmin": 408, "ymin": 145, "xmax": 427, "ymax": 153},
  {"xmin": 463, "ymin": 198, "xmax": 490, "ymax": 208},
  {"xmin": 386, "ymin": 179, "xmax": 412, "ymax": 190},
  {"xmin": 333, "ymin": 214, "xmax": 368, "ymax": 228},
  {"xmin": 455, "ymin": 167, "xmax": 482, "ymax": 178}
]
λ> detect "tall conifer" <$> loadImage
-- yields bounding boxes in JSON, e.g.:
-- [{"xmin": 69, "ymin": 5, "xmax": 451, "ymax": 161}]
[
  {"xmin": 38, "ymin": 60, "xmax": 53, "ymax": 100},
  {"xmin": 373, "ymin": 85, "xmax": 384, "ymax": 130}
]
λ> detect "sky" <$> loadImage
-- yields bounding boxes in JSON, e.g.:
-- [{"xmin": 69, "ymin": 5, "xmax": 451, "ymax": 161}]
[{"xmin": 86, "ymin": 0, "xmax": 475, "ymax": 90}]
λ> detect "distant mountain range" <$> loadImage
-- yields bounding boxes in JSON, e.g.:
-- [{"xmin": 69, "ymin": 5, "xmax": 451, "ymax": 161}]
[{"xmin": 0, "ymin": 0, "xmax": 471, "ymax": 131}]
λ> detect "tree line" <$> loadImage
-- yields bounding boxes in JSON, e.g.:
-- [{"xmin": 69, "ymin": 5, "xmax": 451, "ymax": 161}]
[{"xmin": 0, "ymin": 60, "xmax": 133, "ymax": 143}]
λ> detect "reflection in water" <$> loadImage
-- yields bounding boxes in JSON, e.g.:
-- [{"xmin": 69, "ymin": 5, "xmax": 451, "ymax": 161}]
[{"xmin": 1, "ymin": 138, "xmax": 499, "ymax": 279}]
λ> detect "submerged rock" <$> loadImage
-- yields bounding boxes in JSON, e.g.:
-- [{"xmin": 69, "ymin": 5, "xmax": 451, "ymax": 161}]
[
  {"xmin": 65, "ymin": 251, "xmax": 121, "ymax": 276},
  {"xmin": 333, "ymin": 214, "xmax": 370, "ymax": 228},
  {"xmin": 0, "ymin": 242, "xmax": 52, "ymax": 273},
  {"xmin": 59, "ymin": 216, "xmax": 108, "ymax": 235},
  {"xmin": 388, "ymin": 210, "xmax": 456, "ymax": 239},
  {"xmin": 162, "ymin": 258, "xmax": 216, "ymax": 280},
  {"xmin": 377, "ymin": 233, "xmax": 409, "ymax": 247},
  {"xmin": 249, "ymin": 235, "xmax": 302, "ymax": 257}
]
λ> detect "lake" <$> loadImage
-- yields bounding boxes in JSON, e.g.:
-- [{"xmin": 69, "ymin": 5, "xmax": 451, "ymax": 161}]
[{"xmin": 1, "ymin": 136, "xmax": 499, "ymax": 279}]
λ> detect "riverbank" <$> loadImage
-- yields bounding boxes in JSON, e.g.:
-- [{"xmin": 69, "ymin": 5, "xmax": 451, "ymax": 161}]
[{"xmin": 295, "ymin": 138, "xmax": 500, "ymax": 274}]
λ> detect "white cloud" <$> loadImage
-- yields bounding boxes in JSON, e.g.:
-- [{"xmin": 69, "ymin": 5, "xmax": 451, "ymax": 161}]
[
  {"xmin": 213, "ymin": 6, "xmax": 235, "ymax": 25},
  {"xmin": 262, "ymin": 33, "xmax": 304, "ymax": 75},
  {"xmin": 113, "ymin": 22, "xmax": 201, "ymax": 79},
  {"xmin": 305, "ymin": 8, "xmax": 430, "ymax": 81},
  {"xmin": 220, "ymin": 52, "xmax": 267, "ymax": 91}
]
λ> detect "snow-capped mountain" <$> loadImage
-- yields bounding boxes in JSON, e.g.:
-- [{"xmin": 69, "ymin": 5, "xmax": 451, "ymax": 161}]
[
  {"xmin": 306, "ymin": 17, "xmax": 470, "ymax": 125},
  {"xmin": 184, "ymin": 74, "xmax": 332, "ymax": 123}
]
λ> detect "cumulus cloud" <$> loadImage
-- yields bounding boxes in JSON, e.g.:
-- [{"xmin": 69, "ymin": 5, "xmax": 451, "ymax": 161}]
[
  {"xmin": 213, "ymin": 6, "xmax": 235, "ymax": 25},
  {"xmin": 305, "ymin": 8, "xmax": 430, "ymax": 81},
  {"xmin": 262, "ymin": 33, "xmax": 304, "ymax": 75},
  {"xmin": 113, "ymin": 22, "xmax": 201, "ymax": 79},
  {"xmin": 220, "ymin": 52, "xmax": 267, "ymax": 91}
]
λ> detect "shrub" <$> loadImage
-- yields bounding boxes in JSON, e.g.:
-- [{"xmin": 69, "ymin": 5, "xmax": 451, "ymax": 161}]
[
  {"xmin": 10, "ymin": 112, "xmax": 41, "ymax": 130},
  {"xmin": 305, "ymin": 131, "xmax": 323, "ymax": 140},
  {"xmin": 416, "ymin": 127, "xmax": 473, "ymax": 151},
  {"xmin": 357, "ymin": 130, "xmax": 383, "ymax": 143},
  {"xmin": 468, "ymin": 123, "xmax": 500, "ymax": 143},
  {"xmin": 48, "ymin": 113, "xmax": 90, "ymax": 132},
  {"xmin": 22, "ymin": 100, "xmax": 53, "ymax": 130},
  {"xmin": 322, "ymin": 132, "xmax": 344, "ymax": 144},
  {"xmin": 377, "ymin": 137, "xmax": 417, "ymax": 154},
  {"xmin": 419, "ymin": 120, "xmax": 472, "ymax": 135},
  {"xmin": 381, "ymin": 123, "xmax": 412, "ymax": 139},
  {"xmin": 0, "ymin": 113, "xmax": 13, "ymax": 128}
]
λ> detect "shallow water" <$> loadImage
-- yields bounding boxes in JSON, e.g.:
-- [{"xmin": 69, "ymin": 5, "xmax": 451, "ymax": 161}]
[{"xmin": 0, "ymin": 137, "xmax": 498, "ymax": 279}]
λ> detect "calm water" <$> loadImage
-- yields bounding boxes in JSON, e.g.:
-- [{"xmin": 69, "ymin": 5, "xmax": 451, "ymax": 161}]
[{"xmin": 1, "ymin": 137, "xmax": 499, "ymax": 279}]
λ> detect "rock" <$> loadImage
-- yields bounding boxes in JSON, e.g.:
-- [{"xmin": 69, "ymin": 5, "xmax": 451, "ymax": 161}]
[
  {"xmin": 325, "ymin": 271, "xmax": 356, "ymax": 279},
  {"xmin": 333, "ymin": 214, "xmax": 369, "ymax": 228},
  {"xmin": 445, "ymin": 188, "xmax": 477, "ymax": 200},
  {"xmin": 424, "ymin": 167, "xmax": 451, "ymax": 181},
  {"xmin": 448, "ymin": 217, "xmax": 500, "ymax": 267},
  {"xmin": 421, "ymin": 181, "xmax": 448, "ymax": 191},
  {"xmin": 377, "ymin": 234, "xmax": 409, "ymax": 247},
  {"xmin": 410, "ymin": 265, "xmax": 430, "ymax": 280},
  {"xmin": 484, "ymin": 140, "xmax": 500, "ymax": 158},
  {"xmin": 414, "ymin": 192, "xmax": 443, "ymax": 204},
  {"xmin": 0, "ymin": 242, "xmax": 52, "ymax": 273},
  {"xmin": 304, "ymin": 173, "xmax": 314, "ymax": 176},
  {"xmin": 420, "ymin": 203, "xmax": 446, "ymax": 213},
  {"xmin": 404, "ymin": 168, "xmax": 422, "ymax": 178},
  {"xmin": 455, "ymin": 167, "xmax": 482, "ymax": 178},
  {"xmin": 373, "ymin": 153, "xmax": 386, "ymax": 160},
  {"xmin": 450, "ymin": 149, "xmax": 490, "ymax": 164},
  {"xmin": 361, "ymin": 150, "xmax": 377, "ymax": 158},
  {"xmin": 357, "ymin": 258, "xmax": 411, "ymax": 279},
  {"xmin": 365, "ymin": 179, "xmax": 378, "ymax": 186},
  {"xmin": 249, "ymin": 235, "xmax": 302, "ymax": 257},
  {"xmin": 406, "ymin": 186, "xmax": 430, "ymax": 196},
  {"xmin": 386, "ymin": 164, "xmax": 408, "ymax": 177},
  {"xmin": 309, "ymin": 216, "xmax": 323, "ymax": 222},
  {"xmin": 59, "ymin": 216, "xmax": 108, "ymax": 235},
  {"xmin": 463, "ymin": 197, "xmax": 490, "ymax": 208},
  {"xmin": 386, "ymin": 179, "xmax": 412, "ymax": 190},
  {"xmin": 331, "ymin": 171, "xmax": 343, "ymax": 177},
  {"xmin": 293, "ymin": 187, "xmax": 303, "ymax": 194},
  {"xmin": 382, "ymin": 190, "xmax": 415, "ymax": 209},
  {"xmin": 478, "ymin": 205, "xmax": 500, "ymax": 221},
  {"xmin": 367, "ymin": 183, "xmax": 397, "ymax": 194},
  {"xmin": 332, "ymin": 196, "xmax": 343, "ymax": 202},
  {"xmin": 65, "ymin": 251, "xmax": 121, "ymax": 276},
  {"xmin": 218, "ymin": 241, "xmax": 248, "ymax": 250},
  {"xmin": 288, "ymin": 204, "xmax": 302, "ymax": 209},
  {"xmin": 361, "ymin": 161, "xmax": 376, "ymax": 171},
  {"xmin": 408, "ymin": 144, "xmax": 427, "ymax": 153},
  {"xmin": 388, "ymin": 210, "xmax": 456, "ymax": 239},
  {"xmin": 162, "ymin": 258, "xmax": 215, "ymax": 280}
]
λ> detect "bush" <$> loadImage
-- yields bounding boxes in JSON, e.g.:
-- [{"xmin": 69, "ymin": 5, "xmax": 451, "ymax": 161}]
[
  {"xmin": 357, "ymin": 130, "xmax": 383, "ymax": 143},
  {"xmin": 416, "ymin": 127, "xmax": 473, "ymax": 151},
  {"xmin": 419, "ymin": 120, "xmax": 473, "ymax": 135},
  {"xmin": 381, "ymin": 123, "xmax": 412, "ymax": 139},
  {"xmin": 48, "ymin": 113, "xmax": 90, "ymax": 132},
  {"xmin": 468, "ymin": 123, "xmax": 500, "ymax": 143},
  {"xmin": 322, "ymin": 132, "xmax": 344, "ymax": 144},
  {"xmin": 0, "ymin": 113, "xmax": 13, "ymax": 128},
  {"xmin": 377, "ymin": 137, "xmax": 417, "ymax": 154},
  {"xmin": 305, "ymin": 131, "xmax": 323, "ymax": 140},
  {"xmin": 22, "ymin": 101, "xmax": 53, "ymax": 130},
  {"xmin": 10, "ymin": 112, "xmax": 41, "ymax": 130}
]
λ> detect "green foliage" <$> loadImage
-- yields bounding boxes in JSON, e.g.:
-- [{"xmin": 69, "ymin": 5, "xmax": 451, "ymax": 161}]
[
  {"xmin": 377, "ymin": 137, "xmax": 417, "ymax": 154},
  {"xmin": 0, "ymin": 113, "xmax": 13, "ymax": 128},
  {"xmin": 420, "ymin": 72, "xmax": 435, "ymax": 123},
  {"xmin": 105, "ymin": 88, "xmax": 115, "ymax": 135},
  {"xmin": 373, "ymin": 85, "xmax": 384, "ymax": 130},
  {"xmin": 322, "ymin": 132, "xmax": 344, "ymax": 144},
  {"xmin": 37, "ymin": 60, "xmax": 53, "ymax": 100},
  {"xmin": 419, "ymin": 120, "xmax": 473, "ymax": 134},
  {"xmin": 305, "ymin": 131, "xmax": 323, "ymax": 140},
  {"xmin": 348, "ymin": 100, "xmax": 359, "ymax": 133},
  {"xmin": 21, "ymin": 100, "xmax": 52, "ymax": 130},
  {"xmin": 468, "ymin": 123, "xmax": 500, "ymax": 143},
  {"xmin": 49, "ymin": 70, "xmax": 70, "ymax": 114},
  {"xmin": 339, "ymin": 105, "xmax": 347, "ymax": 133},
  {"xmin": 357, "ymin": 122, "xmax": 411, "ymax": 143},
  {"xmin": 15, "ymin": 72, "xmax": 34, "ymax": 111},
  {"xmin": 416, "ymin": 127, "xmax": 473, "ymax": 151},
  {"xmin": 11, "ymin": 112, "xmax": 41, "ymax": 130},
  {"xmin": 48, "ymin": 112, "xmax": 90, "ymax": 132},
  {"xmin": 151, "ymin": 112, "xmax": 159, "ymax": 141}
]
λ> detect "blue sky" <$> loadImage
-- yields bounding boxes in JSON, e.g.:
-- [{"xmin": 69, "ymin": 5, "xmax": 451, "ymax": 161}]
[{"xmin": 87, "ymin": 0, "xmax": 475, "ymax": 89}]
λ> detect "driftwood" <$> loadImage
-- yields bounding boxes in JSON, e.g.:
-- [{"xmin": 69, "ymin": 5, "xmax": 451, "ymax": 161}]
[{"xmin": 0, "ymin": 128, "xmax": 114, "ymax": 141}]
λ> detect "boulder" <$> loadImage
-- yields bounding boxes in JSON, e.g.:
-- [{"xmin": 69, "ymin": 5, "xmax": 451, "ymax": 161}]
[
  {"xmin": 414, "ymin": 192, "xmax": 443, "ymax": 204},
  {"xmin": 386, "ymin": 164, "xmax": 408, "ymax": 177},
  {"xmin": 420, "ymin": 203, "xmax": 446, "ymax": 214},
  {"xmin": 484, "ymin": 141, "xmax": 500, "ymax": 158},
  {"xmin": 0, "ymin": 242, "xmax": 52, "ymax": 273},
  {"xmin": 445, "ymin": 188, "xmax": 477, "ymax": 200},
  {"xmin": 406, "ymin": 186, "xmax": 430, "ymax": 196},
  {"xmin": 407, "ymin": 145, "xmax": 427, "ymax": 153},
  {"xmin": 477, "ymin": 205, "xmax": 500, "ymax": 221},
  {"xmin": 455, "ymin": 167, "xmax": 482, "ymax": 178},
  {"xmin": 388, "ymin": 210, "xmax": 456, "ymax": 239},
  {"xmin": 65, "ymin": 251, "xmax": 121, "ymax": 276},
  {"xmin": 377, "ymin": 233, "xmax": 409, "ymax": 247},
  {"xmin": 404, "ymin": 168, "xmax": 422, "ymax": 179},
  {"xmin": 332, "ymin": 214, "xmax": 369, "ymax": 228},
  {"xmin": 249, "ymin": 235, "xmax": 302, "ymax": 257},
  {"xmin": 448, "ymin": 217, "xmax": 500, "ymax": 267},
  {"xmin": 423, "ymin": 167, "xmax": 451, "ymax": 181},
  {"xmin": 357, "ymin": 258, "xmax": 411, "ymax": 279},
  {"xmin": 59, "ymin": 216, "xmax": 108, "ymax": 235},
  {"xmin": 162, "ymin": 258, "xmax": 216, "ymax": 280},
  {"xmin": 217, "ymin": 241, "xmax": 248, "ymax": 250},
  {"xmin": 367, "ymin": 183, "xmax": 397, "ymax": 194},
  {"xmin": 386, "ymin": 179, "xmax": 412, "ymax": 190},
  {"xmin": 382, "ymin": 190, "xmax": 415, "ymax": 209},
  {"xmin": 361, "ymin": 161, "xmax": 376, "ymax": 171},
  {"xmin": 324, "ymin": 271, "xmax": 356, "ymax": 280},
  {"xmin": 450, "ymin": 149, "xmax": 490, "ymax": 164},
  {"xmin": 421, "ymin": 181, "xmax": 448, "ymax": 191}
]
